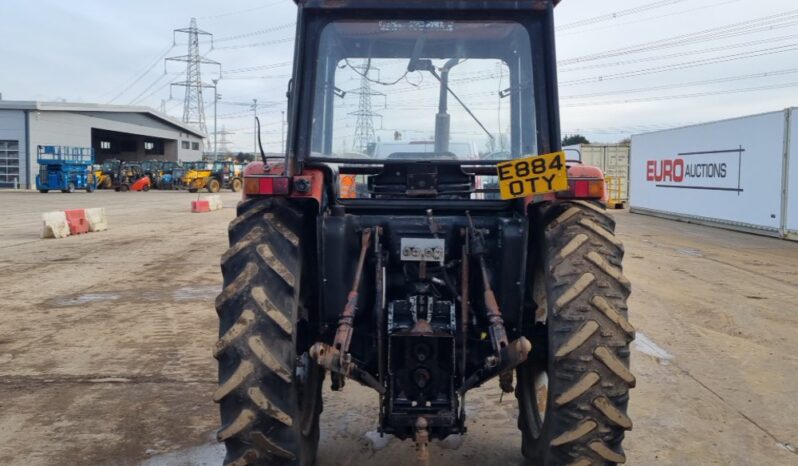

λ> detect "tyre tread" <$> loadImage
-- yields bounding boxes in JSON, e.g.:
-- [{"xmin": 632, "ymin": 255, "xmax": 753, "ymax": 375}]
[
  {"xmin": 520, "ymin": 201, "xmax": 634, "ymax": 465},
  {"xmin": 215, "ymin": 198, "xmax": 319, "ymax": 466}
]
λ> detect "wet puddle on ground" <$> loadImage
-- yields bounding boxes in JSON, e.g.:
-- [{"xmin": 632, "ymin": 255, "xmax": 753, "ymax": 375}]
[
  {"xmin": 633, "ymin": 332, "xmax": 674, "ymax": 365},
  {"xmin": 676, "ymin": 248, "xmax": 704, "ymax": 257},
  {"xmin": 141, "ymin": 443, "xmax": 224, "ymax": 466},
  {"xmin": 141, "ymin": 431, "xmax": 464, "ymax": 465},
  {"xmin": 47, "ymin": 284, "xmax": 220, "ymax": 307}
]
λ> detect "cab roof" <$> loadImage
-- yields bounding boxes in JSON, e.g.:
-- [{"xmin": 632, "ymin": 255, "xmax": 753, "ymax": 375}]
[{"xmin": 295, "ymin": 0, "xmax": 560, "ymax": 10}]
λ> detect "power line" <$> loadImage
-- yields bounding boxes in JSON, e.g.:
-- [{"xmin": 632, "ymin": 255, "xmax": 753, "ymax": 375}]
[
  {"xmin": 561, "ymin": 123, "xmax": 694, "ymax": 135},
  {"xmin": 221, "ymin": 74, "xmax": 289, "ymax": 81},
  {"xmin": 128, "ymin": 72, "xmax": 179, "ymax": 105},
  {"xmin": 107, "ymin": 44, "xmax": 174, "ymax": 103},
  {"xmin": 559, "ymin": 0, "xmax": 689, "ymax": 31},
  {"xmin": 219, "ymin": 100, "xmax": 283, "ymax": 107},
  {"xmin": 559, "ymin": 9, "xmax": 798, "ymax": 66},
  {"xmin": 213, "ymin": 36, "xmax": 293, "ymax": 50},
  {"xmin": 217, "ymin": 110, "xmax": 254, "ymax": 119},
  {"xmin": 214, "ymin": 23, "xmax": 295, "ymax": 42},
  {"xmin": 223, "ymin": 61, "xmax": 292, "ymax": 74},
  {"xmin": 559, "ymin": 32, "xmax": 798, "ymax": 73},
  {"xmin": 380, "ymin": 40, "xmax": 798, "ymax": 102},
  {"xmin": 397, "ymin": 66, "xmax": 798, "ymax": 107},
  {"xmin": 561, "ymin": 80, "xmax": 798, "ymax": 108},
  {"xmin": 376, "ymin": 63, "xmax": 798, "ymax": 112},
  {"xmin": 165, "ymin": 99, "xmax": 183, "ymax": 113},
  {"xmin": 138, "ymin": 77, "xmax": 184, "ymax": 106},
  {"xmin": 129, "ymin": 50, "xmax": 214, "ymax": 106},
  {"xmin": 560, "ymin": 43, "xmax": 798, "ymax": 86},
  {"xmin": 197, "ymin": 0, "xmax": 289, "ymax": 21},
  {"xmin": 559, "ymin": 0, "xmax": 741, "ymax": 36},
  {"xmin": 367, "ymin": 13, "xmax": 798, "ymax": 95},
  {"xmin": 559, "ymin": 68, "xmax": 798, "ymax": 100}
]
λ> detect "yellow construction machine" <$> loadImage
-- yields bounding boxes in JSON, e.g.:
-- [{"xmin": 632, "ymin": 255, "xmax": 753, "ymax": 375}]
[
  {"xmin": 182, "ymin": 161, "xmax": 243, "ymax": 193},
  {"xmin": 94, "ymin": 160, "xmax": 120, "ymax": 189}
]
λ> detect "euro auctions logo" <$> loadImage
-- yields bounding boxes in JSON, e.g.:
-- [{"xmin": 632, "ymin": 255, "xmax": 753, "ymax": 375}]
[
  {"xmin": 645, "ymin": 147, "xmax": 744, "ymax": 194},
  {"xmin": 646, "ymin": 159, "xmax": 728, "ymax": 182}
]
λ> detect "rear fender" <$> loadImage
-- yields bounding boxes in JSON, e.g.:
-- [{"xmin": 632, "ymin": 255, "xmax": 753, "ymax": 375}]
[
  {"xmin": 563, "ymin": 163, "xmax": 608, "ymax": 203},
  {"xmin": 567, "ymin": 163, "xmax": 604, "ymax": 179},
  {"xmin": 527, "ymin": 163, "xmax": 607, "ymax": 206}
]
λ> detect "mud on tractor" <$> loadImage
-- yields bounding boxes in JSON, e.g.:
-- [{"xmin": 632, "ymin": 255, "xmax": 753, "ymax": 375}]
[{"xmin": 214, "ymin": 1, "xmax": 635, "ymax": 465}]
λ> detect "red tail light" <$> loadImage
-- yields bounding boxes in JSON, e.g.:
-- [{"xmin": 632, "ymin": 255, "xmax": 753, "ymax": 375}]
[
  {"xmin": 244, "ymin": 176, "xmax": 291, "ymax": 196},
  {"xmin": 339, "ymin": 174, "xmax": 357, "ymax": 199},
  {"xmin": 556, "ymin": 178, "xmax": 605, "ymax": 200}
]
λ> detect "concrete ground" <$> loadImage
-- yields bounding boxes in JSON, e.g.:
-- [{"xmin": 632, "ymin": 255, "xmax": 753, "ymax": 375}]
[{"xmin": 0, "ymin": 190, "xmax": 796, "ymax": 466}]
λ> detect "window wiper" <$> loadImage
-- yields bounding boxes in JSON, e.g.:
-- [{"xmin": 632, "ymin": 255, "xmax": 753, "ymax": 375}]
[
  {"xmin": 428, "ymin": 60, "xmax": 495, "ymax": 147},
  {"xmin": 440, "ymin": 76, "xmax": 496, "ymax": 145}
]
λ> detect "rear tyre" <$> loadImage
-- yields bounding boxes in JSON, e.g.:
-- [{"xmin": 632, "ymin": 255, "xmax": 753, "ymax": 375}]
[
  {"xmin": 231, "ymin": 177, "xmax": 243, "ymax": 193},
  {"xmin": 39, "ymin": 189, "xmax": 48, "ymax": 194},
  {"xmin": 215, "ymin": 197, "xmax": 323, "ymax": 466},
  {"xmin": 208, "ymin": 178, "xmax": 222, "ymax": 193},
  {"xmin": 517, "ymin": 201, "xmax": 635, "ymax": 465}
]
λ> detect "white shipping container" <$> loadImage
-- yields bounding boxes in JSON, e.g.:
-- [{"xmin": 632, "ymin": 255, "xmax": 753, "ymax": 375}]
[
  {"xmin": 630, "ymin": 109, "xmax": 798, "ymax": 239},
  {"xmin": 788, "ymin": 111, "xmax": 798, "ymax": 238}
]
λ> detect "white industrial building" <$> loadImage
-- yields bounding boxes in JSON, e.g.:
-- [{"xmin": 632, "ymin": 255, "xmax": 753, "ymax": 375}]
[{"xmin": 0, "ymin": 100, "xmax": 206, "ymax": 189}]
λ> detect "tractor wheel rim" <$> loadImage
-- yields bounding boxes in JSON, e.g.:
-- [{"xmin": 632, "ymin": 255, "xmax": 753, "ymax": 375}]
[
  {"xmin": 533, "ymin": 370, "xmax": 549, "ymax": 424},
  {"xmin": 298, "ymin": 358, "xmax": 323, "ymax": 436},
  {"xmin": 520, "ymin": 261, "xmax": 551, "ymax": 439}
]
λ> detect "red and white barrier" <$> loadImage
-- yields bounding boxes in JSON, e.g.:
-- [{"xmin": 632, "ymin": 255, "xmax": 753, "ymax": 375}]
[
  {"xmin": 42, "ymin": 208, "xmax": 108, "ymax": 239},
  {"xmin": 65, "ymin": 209, "xmax": 89, "ymax": 235},
  {"xmin": 191, "ymin": 200, "xmax": 210, "ymax": 213},
  {"xmin": 85, "ymin": 208, "xmax": 108, "ymax": 232},
  {"xmin": 41, "ymin": 211, "xmax": 70, "ymax": 239},
  {"xmin": 192, "ymin": 195, "xmax": 223, "ymax": 213}
]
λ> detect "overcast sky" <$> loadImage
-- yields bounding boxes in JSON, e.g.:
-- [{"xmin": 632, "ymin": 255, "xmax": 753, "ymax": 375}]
[{"xmin": 1, "ymin": 0, "xmax": 796, "ymax": 150}]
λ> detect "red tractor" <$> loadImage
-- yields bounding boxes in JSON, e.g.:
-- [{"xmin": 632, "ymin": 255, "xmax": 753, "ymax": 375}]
[{"xmin": 214, "ymin": 1, "xmax": 634, "ymax": 465}]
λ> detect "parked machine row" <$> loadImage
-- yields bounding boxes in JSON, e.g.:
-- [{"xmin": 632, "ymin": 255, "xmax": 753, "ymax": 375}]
[{"xmin": 35, "ymin": 145, "xmax": 244, "ymax": 193}]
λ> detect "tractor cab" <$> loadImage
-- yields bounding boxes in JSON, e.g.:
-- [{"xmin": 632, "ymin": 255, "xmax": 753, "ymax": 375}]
[
  {"xmin": 243, "ymin": 0, "xmax": 600, "ymax": 204},
  {"xmin": 284, "ymin": 1, "xmax": 551, "ymax": 198}
]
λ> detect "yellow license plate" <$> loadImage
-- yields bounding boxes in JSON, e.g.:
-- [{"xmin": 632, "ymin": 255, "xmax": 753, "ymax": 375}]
[{"xmin": 496, "ymin": 151, "xmax": 569, "ymax": 200}]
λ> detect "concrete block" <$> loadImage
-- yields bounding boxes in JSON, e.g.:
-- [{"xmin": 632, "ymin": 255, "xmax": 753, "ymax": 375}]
[
  {"xmin": 85, "ymin": 208, "xmax": 109, "ymax": 232},
  {"xmin": 42, "ymin": 211, "xmax": 70, "ymax": 239}
]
